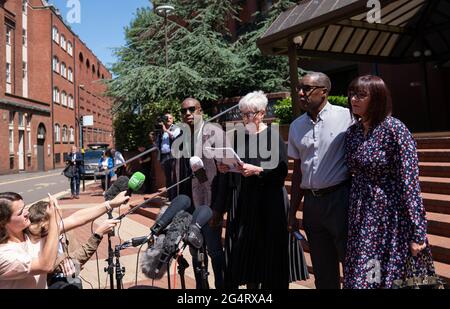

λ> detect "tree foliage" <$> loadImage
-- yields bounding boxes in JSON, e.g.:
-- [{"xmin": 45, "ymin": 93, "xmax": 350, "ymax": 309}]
[{"xmin": 108, "ymin": 0, "xmax": 299, "ymax": 149}]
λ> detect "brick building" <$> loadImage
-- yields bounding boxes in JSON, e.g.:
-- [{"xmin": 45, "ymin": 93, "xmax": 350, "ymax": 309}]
[{"xmin": 0, "ymin": 0, "xmax": 113, "ymax": 175}]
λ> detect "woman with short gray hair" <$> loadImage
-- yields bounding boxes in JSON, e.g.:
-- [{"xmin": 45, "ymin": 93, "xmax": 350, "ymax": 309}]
[{"xmin": 219, "ymin": 91, "xmax": 309, "ymax": 288}]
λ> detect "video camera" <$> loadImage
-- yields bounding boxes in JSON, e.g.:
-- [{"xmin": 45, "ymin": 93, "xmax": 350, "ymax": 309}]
[{"xmin": 155, "ymin": 115, "xmax": 169, "ymax": 131}]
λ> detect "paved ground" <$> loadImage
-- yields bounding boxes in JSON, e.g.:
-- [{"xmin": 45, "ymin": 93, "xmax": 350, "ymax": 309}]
[{"xmin": 0, "ymin": 168, "xmax": 95, "ymax": 204}]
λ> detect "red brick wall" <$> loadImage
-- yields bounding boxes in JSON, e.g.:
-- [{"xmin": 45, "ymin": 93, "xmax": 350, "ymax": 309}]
[
  {"xmin": 74, "ymin": 35, "xmax": 113, "ymax": 150},
  {"xmin": 0, "ymin": 0, "xmax": 113, "ymax": 174}
]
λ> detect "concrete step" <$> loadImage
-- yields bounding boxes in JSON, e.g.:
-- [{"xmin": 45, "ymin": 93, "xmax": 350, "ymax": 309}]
[
  {"xmin": 295, "ymin": 218, "xmax": 450, "ymax": 284},
  {"xmin": 420, "ymin": 177, "xmax": 450, "ymax": 195},
  {"xmin": 415, "ymin": 137, "xmax": 450, "ymax": 150},
  {"xmin": 285, "ymin": 178, "xmax": 450, "ymax": 197},
  {"xmin": 418, "ymin": 149, "xmax": 450, "ymax": 163},
  {"xmin": 419, "ymin": 162, "xmax": 450, "ymax": 178},
  {"xmin": 427, "ymin": 212, "xmax": 450, "ymax": 238},
  {"xmin": 422, "ymin": 193, "xmax": 450, "ymax": 215}
]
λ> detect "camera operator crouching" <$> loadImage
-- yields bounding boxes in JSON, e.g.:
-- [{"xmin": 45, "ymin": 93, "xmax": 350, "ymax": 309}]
[{"xmin": 155, "ymin": 113, "xmax": 180, "ymax": 201}]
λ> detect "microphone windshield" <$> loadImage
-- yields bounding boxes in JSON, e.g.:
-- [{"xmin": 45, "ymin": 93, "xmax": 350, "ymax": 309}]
[
  {"xmin": 128, "ymin": 172, "xmax": 145, "ymax": 192},
  {"xmin": 104, "ymin": 176, "xmax": 129, "ymax": 201},
  {"xmin": 150, "ymin": 195, "xmax": 191, "ymax": 235}
]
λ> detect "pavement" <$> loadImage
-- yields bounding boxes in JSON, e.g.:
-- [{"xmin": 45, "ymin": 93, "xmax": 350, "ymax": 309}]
[{"xmin": 0, "ymin": 168, "xmax": 95, "ymax": 205}]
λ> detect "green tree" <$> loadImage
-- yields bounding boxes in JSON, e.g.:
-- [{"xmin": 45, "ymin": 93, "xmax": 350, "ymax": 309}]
[{"xmin": 108, "ymin": 0, "xmax": 300, "ymax": 149}]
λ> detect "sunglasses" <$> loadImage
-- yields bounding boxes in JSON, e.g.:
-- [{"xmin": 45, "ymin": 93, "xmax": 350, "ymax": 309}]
[
  {"xmin": 297, "ymin": 84, "xmax": 327, "ymax": 94},
  {"xmin": 181, "ymin": 106, "xmax": 197, "ymax": 115}
]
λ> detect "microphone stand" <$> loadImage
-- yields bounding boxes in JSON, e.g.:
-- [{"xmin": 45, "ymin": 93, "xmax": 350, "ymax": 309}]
[
  {"xmin": 198, "ymin": 244, "xmax": 210, "ymax": 289},
  {"xmin": 114, "ymin": 244, "xmax": 125, "ymax": 289}
]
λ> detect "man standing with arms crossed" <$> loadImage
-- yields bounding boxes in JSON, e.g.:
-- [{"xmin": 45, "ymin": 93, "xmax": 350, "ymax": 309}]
[{"xmin": 288, "ymin": 72, "xmax": 353, "ymax": 289}]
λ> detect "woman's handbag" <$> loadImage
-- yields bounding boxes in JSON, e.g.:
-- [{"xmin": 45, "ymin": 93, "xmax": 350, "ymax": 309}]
[
  {"xmin": 392, "ymin": 251, "xmax": 447, "ymax": 289},
  {"xmin": 63, "ymin": 164, "xmax": 74, "ymax": 178}
]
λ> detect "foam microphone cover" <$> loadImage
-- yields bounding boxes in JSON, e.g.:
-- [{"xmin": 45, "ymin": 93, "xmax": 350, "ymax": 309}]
[
  {"xmin": 140, "ymin": 234, "xmax": 167, "ymax": 280},
  {"xmin": 191, "ymin": 205, "xmax": 213, "ymax": 228},
  {"xmin": 104, "ymin": 176, "xmax": 129, "ymax": 201},
  {"xmin": 150, "ymin": 195, "xmax": 191, "ymax": 235}
]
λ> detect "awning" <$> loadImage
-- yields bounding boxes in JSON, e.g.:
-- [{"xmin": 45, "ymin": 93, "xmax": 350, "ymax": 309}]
[{"xmin": 257, "ymin": 0, "xmax": 450, "ymax": 63}]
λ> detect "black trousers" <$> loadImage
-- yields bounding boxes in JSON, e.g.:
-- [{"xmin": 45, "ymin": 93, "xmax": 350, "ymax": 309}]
[{"xmin": 302, "ymin": 182, "xmax": 350, "ymax": 289}]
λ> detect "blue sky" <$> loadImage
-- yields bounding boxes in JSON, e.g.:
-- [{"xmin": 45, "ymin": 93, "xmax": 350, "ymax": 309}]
[{"xmin": 50, "ymin": 0, "xmax": 152, "ymax": 69}]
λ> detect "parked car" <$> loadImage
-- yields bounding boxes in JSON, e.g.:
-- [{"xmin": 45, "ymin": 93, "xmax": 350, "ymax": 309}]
[
  {"xmin": 87, "ymin": 143, "xmax": 109, "ymax": 151},
  {"xmin": 81, "ymin": 149, "xmax": 104, "ymax": 179}
]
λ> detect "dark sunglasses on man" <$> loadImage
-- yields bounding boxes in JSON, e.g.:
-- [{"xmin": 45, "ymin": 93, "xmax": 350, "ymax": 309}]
[
  {"xmin": 181, "ymin": 106, "xmax": 197, "ymax": 115},
  {"xmin": 296, "ymin": 84, "xmax": 327, "ymax": 94}
]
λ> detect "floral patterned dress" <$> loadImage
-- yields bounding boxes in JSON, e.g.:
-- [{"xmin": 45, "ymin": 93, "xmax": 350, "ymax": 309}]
[{"xmin": 344, "ymin": 116, "xmax": 435, "ymax": 289}]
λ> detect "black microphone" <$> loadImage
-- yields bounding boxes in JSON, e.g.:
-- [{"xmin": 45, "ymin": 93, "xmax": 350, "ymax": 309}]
[
  {"xmin": 186, "ymin": 206, "xmax": 213, "ymax": 249},
  {"xmin": 118, "ymin": 235, "xmax": 150, "ymax": 250},
  {"xmin": 149, "ymin": 194, "xmax": 191, "ymax": 236},
  {"xmin": 190, "ymin": 156, "xmax": 208, "ymax": 184}
]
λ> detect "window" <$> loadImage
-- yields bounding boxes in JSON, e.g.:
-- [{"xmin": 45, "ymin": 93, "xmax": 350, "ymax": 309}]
[
  {"xmin": 86, "ymin": 58, "xmax": 90, "ymax": 69},
  {"xmin": 6, "ymin": 27, "xmax": 12, "ymax": 45},
  {"xmin": 52, "ymin": 26, "xmax": 59, "ymax": 43},
  {"xmin": 26, "ymin": 114, "xmax": 31, "ymax": 127},
  {"xmin": 55, "ymin": 153, "xmax": 61, "ymax": 163},
  {"xmin": 9, "ymin": 111, "xmax": 14, "ymax": 126},
  {"xmin": 68, "ymin": 95, "xmax": 74, "ymax": 109},
  {"xmin": 27, "ymin": 130, "xmax": 31, "ymax": 153},
  {"xmin": 54, "ymin": 124, "xmax": 61, "ymax": 143},
  {"xmin": 6, "ymin": 63, "xmax": 12, "ymax": 83},
  {"xmin": 61, "ymin": 62, "xmax": 66, "ymax": 78},
  {"xmin": 18, "ymin": 112, "xmax": 24, "ymax": 128},
  {"xmin": 22, "ymin": 62, "xmax": 27, "ymax": 79},
  {"xmin": 53, "ymin": 56, "xmax": 59, "ymax": 73},
  {"xmin": 9, "ymin": 129, "xmax": 14, "ymax": 154},
  {"xmin": 60, "ymin": 35, "xmax": 66, "ymax": 50},
  {"xmin": 69, "ymin": 127, "xmax": 75, "ymax": 143},
  {"xmin": 67, "ymin": 41, "xmax": 73, "ymax": 56},
  {"xmin": 22, "ymin": 29, "xmax": 27, "ymax": 46},
  {"xmin": 61, "ymin": 91, "xmax": 67, "ymax": 106},
  {"xmin": 62, "ymin": 125, "xmax": 68, "ymax": 143},
  {"xmin": 92, "ymin": 65, "xmax": 96, "ymax": 74},
  {"xmin": 53, "ymin": 87, "xmax": 60, "ymax": 103},
  {"xmin": 68, "ymin": 68, "xmax": 73, "ymax": 82}
]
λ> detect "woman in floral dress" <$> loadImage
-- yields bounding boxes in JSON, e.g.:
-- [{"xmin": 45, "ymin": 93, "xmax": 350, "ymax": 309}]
[{"xmin": 344, "ymin": 75, "xmax": 435, "ymax": 289}]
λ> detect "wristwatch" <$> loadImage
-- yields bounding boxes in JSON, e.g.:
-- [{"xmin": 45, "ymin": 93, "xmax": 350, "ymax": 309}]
[{"xmin": 93, "ymin": 233, "xmax": 103, "ymax": 240}]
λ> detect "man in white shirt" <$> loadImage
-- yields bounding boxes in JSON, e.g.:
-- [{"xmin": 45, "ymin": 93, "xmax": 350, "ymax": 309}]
[
  {"xmin": 111, "ymin": 148, "xmax": 126, "ymax": 176},
  {"xmin": 287, "ymin": 72, "xmax": 353, "ymax": 289}
]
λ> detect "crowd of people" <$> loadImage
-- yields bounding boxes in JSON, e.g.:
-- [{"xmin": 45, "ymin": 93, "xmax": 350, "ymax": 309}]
[{"xmin": 0, "ymin": 72, "xmax": 436, "ymax": 289}]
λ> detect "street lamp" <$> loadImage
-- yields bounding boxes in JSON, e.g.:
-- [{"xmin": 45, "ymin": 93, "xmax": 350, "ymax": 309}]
[
  {"xmin": 78, "ymin": 84, "xmax": 86, "ymax": 191},
  {"xmin": 78, "ymin": 84, "xmax": 85, "ymax": 149},
  {"xmin": 155, "ymin": 4, "xmax": 175, "ymax": 67}
]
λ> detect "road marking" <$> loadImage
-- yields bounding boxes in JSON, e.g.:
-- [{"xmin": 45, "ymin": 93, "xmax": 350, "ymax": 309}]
[
  {"xmin": 26, "ymin": 180, "xmax": 95, "ymax": 205},
  {"xmin": 0, "ymin": 172, "xmax": 63, "ymax": 186},
  {"xmin": 27, "ymin": 189, "xmax": 34, "ymax": 192}
]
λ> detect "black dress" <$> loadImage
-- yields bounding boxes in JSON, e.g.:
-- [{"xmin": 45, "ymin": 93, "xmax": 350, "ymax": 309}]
[{"xmin": 224, "ymin": 126, "xmax": 302, "ymax": 289}]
